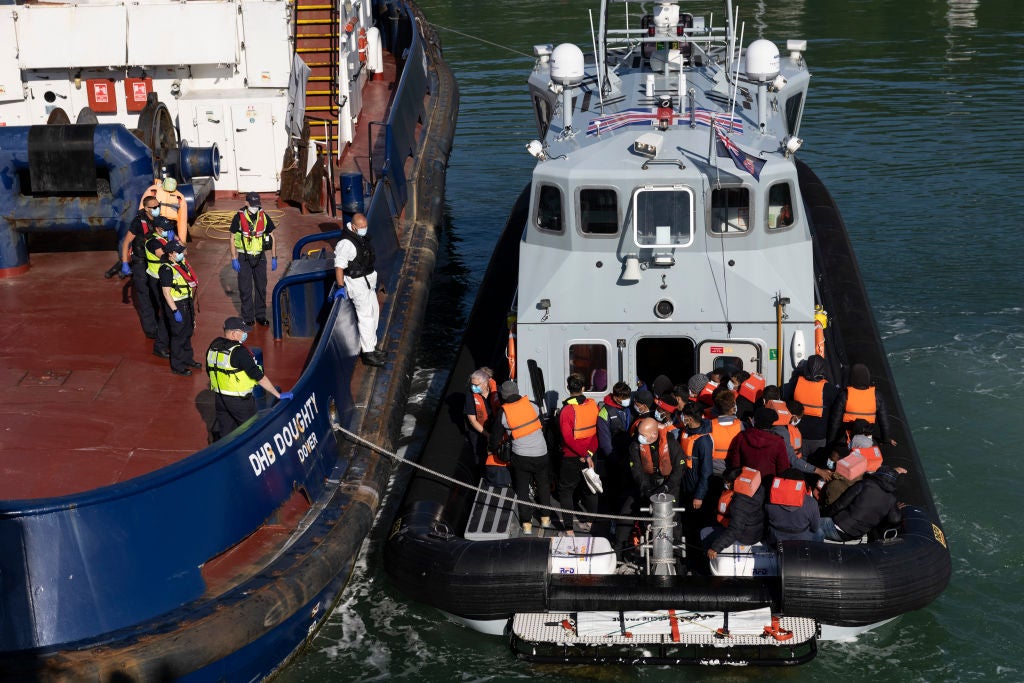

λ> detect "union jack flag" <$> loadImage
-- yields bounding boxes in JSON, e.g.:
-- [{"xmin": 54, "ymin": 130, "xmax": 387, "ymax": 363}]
[
  {"xmin": 586, "ymin": 108, "xmax": 743, "ymax": 136},
  {"xmin": 713, "ymin": 123, "xmax": 765, "ymax": 180}
]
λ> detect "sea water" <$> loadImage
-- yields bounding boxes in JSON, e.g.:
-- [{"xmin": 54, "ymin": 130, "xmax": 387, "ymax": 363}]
[{"xmin": 281, "ymin": 1, "xmax": 1024, "ymax": 679}]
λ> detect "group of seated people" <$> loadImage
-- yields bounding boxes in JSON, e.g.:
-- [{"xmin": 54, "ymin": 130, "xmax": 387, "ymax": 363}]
[{"xmin": 463, "ymin": 355, "xmax": 907, "ymax": 563}]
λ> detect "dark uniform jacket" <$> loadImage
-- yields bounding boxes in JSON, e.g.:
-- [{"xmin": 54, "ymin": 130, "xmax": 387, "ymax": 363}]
[
  {"xmin": 711, "ymin": 486, "xmax": 766, "ymax": 552},
  {"xmin": 822, "ymin": 471, "xmax": 901, "ymax": 539}
]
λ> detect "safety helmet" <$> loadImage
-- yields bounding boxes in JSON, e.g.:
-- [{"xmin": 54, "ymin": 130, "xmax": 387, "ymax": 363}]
[{"xmin": 162, "ymin": 177, "xmax": 178, "ymax": 193}]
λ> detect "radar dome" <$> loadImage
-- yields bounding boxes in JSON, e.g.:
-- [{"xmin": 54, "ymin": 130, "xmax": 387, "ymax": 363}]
[
  {"xmin": 550, "ymin": 43, "xmax": 585, "ymax": 86},
  {"xmin": 745, "ymin": 39, "xmax": 780, "ymax": 81}
]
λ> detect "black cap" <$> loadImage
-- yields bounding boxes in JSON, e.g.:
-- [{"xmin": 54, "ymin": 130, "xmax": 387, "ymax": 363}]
[
  {"xmin": 634, "ymin": 389, "xmax": 654, "ymax": 408},
  {"xmin": 224, "ymin": 316, "xmax": 252, "ymax": 332},
  {"xmin": 164, "ymin": 240, "xmax": 186, "ymax": 253},
  {"xmin": 245, "ymin": 191, "xmax": 261, "ymax": 206}
]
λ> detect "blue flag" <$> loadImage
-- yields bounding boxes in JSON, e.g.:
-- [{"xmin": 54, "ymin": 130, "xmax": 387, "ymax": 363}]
[{"xmin": 714, "ymin": 124, "xmax": 766, "ymax": 180}]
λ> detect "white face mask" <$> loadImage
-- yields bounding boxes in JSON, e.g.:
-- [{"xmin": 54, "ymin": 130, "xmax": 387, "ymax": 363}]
[
  {"xmin": 356, "ymin": 227, "xmax": 368, "ymax": 237},
  {"xmin": 619, "ymin": 398, "xmax": 631, "ymax": 407},
  {"xmin": 637, "ymin": 434, "xmax": 651, "ymax": 445}
]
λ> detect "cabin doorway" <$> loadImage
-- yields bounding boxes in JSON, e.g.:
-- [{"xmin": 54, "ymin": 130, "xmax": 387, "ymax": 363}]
[{"xmin": 635, "ymin": 337, "xmax": 695, "ymax": 391}]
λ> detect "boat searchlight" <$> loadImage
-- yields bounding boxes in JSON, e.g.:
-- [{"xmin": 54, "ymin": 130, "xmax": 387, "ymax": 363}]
[
  {"xmin": 784, "ymin": 136, "xmax": 803, "ymax": 157},
  {"xmin": 633, "ymin": 132, "xmax": 662, "ymax": 159},
  {"xmin": 526, "ymin": 139, "xmax": 547, "ymax": 160}
]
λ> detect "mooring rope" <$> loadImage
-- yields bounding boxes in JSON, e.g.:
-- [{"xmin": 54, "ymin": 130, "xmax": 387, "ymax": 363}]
[
  {"xmin": 428, "ymin": 23, "xmax": 534, "ymax": 59},
  {"xmin": 334, "ymin": 424, "xmax": 660, "ymax": 523}
]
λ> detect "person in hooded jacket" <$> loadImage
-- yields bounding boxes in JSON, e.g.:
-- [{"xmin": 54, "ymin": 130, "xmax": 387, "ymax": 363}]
[
  {"xmin": 827, "ymin": 363, "xmax": 897, "ymax": 446},
  {"xmin": 706, "ymin": 467, "xmax": 766, "ymax": 559},
  {"xmin": 765, "ymin": 469, "xmax": 821, "ymax": 543},
  {"xmin": 820, "ymin": 465, "xmax": 906, "ymax": 541},
  {"xmin": 725, "ymin": 407, "xmax": 790, "ymax": 479},
  {"xmin": 783, "ymin": 354, "xmax": 839, "ymax": 463}
]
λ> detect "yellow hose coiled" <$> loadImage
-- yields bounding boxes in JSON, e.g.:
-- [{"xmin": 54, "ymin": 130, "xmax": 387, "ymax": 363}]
[{"xmin": 190, "ymin": 209, "xmax": 287, "ymax": 240}]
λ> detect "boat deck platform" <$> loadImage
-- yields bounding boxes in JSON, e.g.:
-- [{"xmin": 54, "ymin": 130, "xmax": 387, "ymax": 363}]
[
  {"xmin": 0, "ymin": 60, "xmax": 397, "ymax": 502},
  {"xmin": 510, "ymin": 610, "xmax": 818, "ymax": 665}
]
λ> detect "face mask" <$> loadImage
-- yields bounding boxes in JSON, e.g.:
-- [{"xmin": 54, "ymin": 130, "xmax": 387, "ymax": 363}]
[
  {"xmin": 175, "ymin": 252, "xmax": 185, "ymax": 262},
  {"xmin": 637, "ymin": 434, "xmax": 650, "ymax": 445},
  {"xmin": 791, "ymin": 417, "xmax": 801, "ymax": 426},
  {"xmin": 149, "ymin": 207, "xmax": 160, "ymax": 217},
  {"xmin": 239, "ymin": 332, "xmax": 248, "ymax": 344},
  {"xmin": 162, "ymin": 230, "xmax": 173, "ymax": 239},
  {"xmin": 248, "ymin": 206, "xmax": 258, "ymax": 214},
  {"xmin": 619, "ymin": 398, "xmax": 630, "ymax": 407},
  {"xmin": 654, "ymin": 410, "xmax": 665, "ymax": 422},
  {"xmin": 727, "ymin": 381, "xmax": 737, "ymax": 390},
  {"xmin": 356, "ymin": 228, "xmax": 368, "ymax": 237},
  {"xmin": 471, "ymin": 385, "xmax": 483, "ymax": 394}
]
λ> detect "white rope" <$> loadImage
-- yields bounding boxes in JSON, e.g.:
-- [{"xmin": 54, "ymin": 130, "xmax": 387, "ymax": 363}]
[
  {"xmin": 334, "ymin": 425, "xmax": 660, "ymax": 523},
  {"xmin": 429, "ymin": 23, "xmax": 534, "ymax": 58}
]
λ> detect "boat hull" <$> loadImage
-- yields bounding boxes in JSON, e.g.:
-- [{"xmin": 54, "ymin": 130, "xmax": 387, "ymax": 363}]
[{"xmin": 0, "ymin": 1, "xmax": 458, "ymax": 679}]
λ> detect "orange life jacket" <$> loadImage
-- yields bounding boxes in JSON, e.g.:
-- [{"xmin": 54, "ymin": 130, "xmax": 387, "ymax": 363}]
[
  {"xmin": 716, "ymin": 490, "xmax": 734, "ymax": 527},
  {"xmin": 709, "ymin": 416, "xmax": 742, "ymax": 460},
  {"xmin": 842, "ymin": 386, "xmax": 877, "ymax": 423},
  {"xmin": 787, "ymin": 424, "xmax": 803, "ymax": 459},
  {"xmin": 639, "ymin": 423, "xmax": 678, "ymax": 476},
  {"xmin": 473, "ymin": 391, "xmax": 505, "ymax": 467},
  {"xmin": 765, "ymin": 399, "xmax": 791, "ymax": 425},
  {"xmin": 502, "ymin": 397, "xmax": 541, "ymax": 440},
  {"xmin": 697, "ymin": 381, "xmax": 718, "ymax": 406},
  {"xmin": 769, "ymin": 478, "xmax": 806, "ymax": 506},
  {"xmin": 679, "ymin": 432, "xmax": 709, "ymax": 469},
  {"xmin": 738, "ymin": 373, "xmax": 766, "ymax": 404},
  {"xmin": 716, "ymin": 467, "xmax": 760, "ymax": 526},
  {"xmin": 794, "ymin": 377, "xmax": 826, "ymax": 418},
  {"xmin": 851, "ymin": 445, "xmax": 883, "ymax": 472},
  {"xmin": 569, "ymin": 398, "xmax": 599, "ymax": 441}
]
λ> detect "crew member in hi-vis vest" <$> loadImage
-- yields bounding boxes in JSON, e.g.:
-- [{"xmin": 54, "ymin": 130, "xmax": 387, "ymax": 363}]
[{"xmin": 230, "ymin": 192, "xmax": 278, "ymax": 327}]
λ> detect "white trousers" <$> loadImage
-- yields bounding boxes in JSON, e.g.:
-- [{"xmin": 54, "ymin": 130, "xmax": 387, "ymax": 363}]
[{"xmin": 345, "ymin": 271, "xmax": 379, "ymax": 353}]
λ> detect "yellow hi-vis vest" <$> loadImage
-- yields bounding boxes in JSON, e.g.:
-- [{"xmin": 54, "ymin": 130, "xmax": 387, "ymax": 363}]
[
  {"xmin": 145, "ymin": 236, "xmax": 170, "ymax": 278},
  {"xmin": 164, "ymin": 261, "xmax": 198, "ymax": 302},
  {"xmin": 207, "ymin": 340, "xmax": 260, "ymax": 397},
  {"xmin": 233, "ymin": 209, "xmax": 267, "ymax": 255}
]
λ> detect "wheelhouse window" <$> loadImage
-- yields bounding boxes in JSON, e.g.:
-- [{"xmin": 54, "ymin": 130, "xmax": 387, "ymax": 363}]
[
  {"xmin": 533, "ymin": 95, "xmax": 552, "ymax": 139},
  {"xmin": 785, "ymin": 93, "xmax": 804, "ymax": 136},
  {"xmin": 697, "ymin": 341, "xmax": 761, "ymax": 375},
  {"xmin": 536, "ymin": 184, "xmax": 564, "ymax": 233},
  {"xmin": 767, "ymin": 183, "xmax": 795, "ymax": 230},
  {"xmin": 568, "ymin": 342, "xmax": 609, "ymax": 393},
  {"xmin": 579, "ymin": 188, "xmax": 619, "ymax": 235},
  {"xmin": 632, "ymin": 186, "xmax": 694, "ymax": 247},
  {"xmin": 710, "ymin": 187, "xmax": 750, "ymax": 235}
]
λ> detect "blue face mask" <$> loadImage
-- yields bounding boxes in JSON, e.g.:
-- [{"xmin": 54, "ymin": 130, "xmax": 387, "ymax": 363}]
[
  {"xmin": 149, "ymin": 206, "xmax": 160, "ymax": 217},
  {"xmin": 162, "ymin": 230, "xmax": 173, "ymax": 239},
  {"xmin": 356, "ymin": 228, "xmax": 368, "ymax": 237},
  {"xmin": 240, "ymin": 332, "xmax": 248, "ymax": 343},
  {"xmin": 174, "ymin": 252, "xmax": 185, "ymax": 262},
  {"xmin": 471, "ymin": 384, "xmax": 483, "ymax": 394}
]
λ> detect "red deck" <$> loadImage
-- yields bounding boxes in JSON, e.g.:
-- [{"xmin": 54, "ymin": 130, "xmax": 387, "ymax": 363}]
[{"xmin": 0, "ymin": 64, "xmax": 397, "ymax": 501}]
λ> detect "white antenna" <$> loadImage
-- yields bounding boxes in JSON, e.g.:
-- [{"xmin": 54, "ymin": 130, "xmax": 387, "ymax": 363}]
[
  {"xmin": 725, "ymin": 0, "xmax": 735, "ymax": 71},
  {"xmin": 728, "ymin": 21, "xmax": 745, "ymax": 129}
]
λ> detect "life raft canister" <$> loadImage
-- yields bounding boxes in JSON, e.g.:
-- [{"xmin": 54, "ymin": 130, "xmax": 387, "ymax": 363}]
[{"xmin": 769, "ymin": 477, "xmax": 806, "ymax": 506}]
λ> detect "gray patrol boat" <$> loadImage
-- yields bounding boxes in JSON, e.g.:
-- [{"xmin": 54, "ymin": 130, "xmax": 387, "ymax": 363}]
[{"xmin": 386, "ymin": 0, "xmax": 949, "ymax": 666}]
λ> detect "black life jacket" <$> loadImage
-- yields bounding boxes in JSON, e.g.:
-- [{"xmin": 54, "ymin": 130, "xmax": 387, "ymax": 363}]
[{"xmin": 338, "ymin": 232, "xmax": 376, "ymax": 278}]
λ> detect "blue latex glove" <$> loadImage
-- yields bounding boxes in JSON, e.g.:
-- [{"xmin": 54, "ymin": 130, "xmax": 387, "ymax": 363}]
[
  {"xmin": 333, "ymin": 287, "xmax": 347, "ymax": 301},
  {"xmin": 271, "ymin": 257, "xmax": 278, "ymax": 271},
  {"xmin": 173, "ymin": 310, "xmax": 183, "ymax": 324},
  {"xmin": 279, "ymin": 392, "xmax": 293, "ymax": 400},
  {"xmin": 120, "ymin": 261, "xmax": 131, "ymax": 276},
  {"xmin": 231, "ymin": 258, "xmax": 240, "ymax": 273}
]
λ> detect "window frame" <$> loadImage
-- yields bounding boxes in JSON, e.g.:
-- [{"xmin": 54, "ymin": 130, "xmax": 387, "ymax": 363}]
[
  {"xmin": 534, "ymin": 183, "xmax": 565, "ymax": 234},
  {"xmin": 707, "ymin": 185, "xmax": 753, "ymax": 237},
  {"xmin": 630, "ymin": 184, "xmax": 695, "ymax": 248},
  {"xmin": 766, "ymin": 181, "xmax": 797, "ymax": 232},
  {"xmin": 576, "ymin": 186, "xmax": 621, "ymax": 237},
  {"xmin": 567, "ymin": 339, "xmax": 612, "ymax": 396}
]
